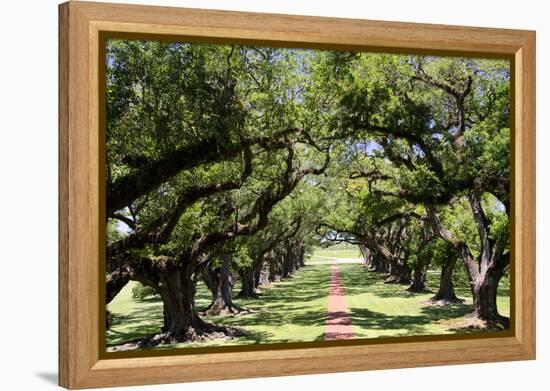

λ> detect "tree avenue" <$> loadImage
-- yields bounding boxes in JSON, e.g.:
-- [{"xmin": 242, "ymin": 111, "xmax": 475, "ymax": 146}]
[{"xmin": 105, "ymin": 40, "xmax": 511, "ymax": 349}]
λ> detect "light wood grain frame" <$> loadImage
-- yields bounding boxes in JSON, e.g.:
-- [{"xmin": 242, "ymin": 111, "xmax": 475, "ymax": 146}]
[{"xmin": 59, "ymin": 1, "xmax": 536, "ymax": 389}]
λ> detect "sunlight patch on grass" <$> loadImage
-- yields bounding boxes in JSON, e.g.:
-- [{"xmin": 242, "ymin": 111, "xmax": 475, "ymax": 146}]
[
  {"xmin": 338, "ymin": 264, "xmax": 510, "ymax": 338},
  {"xmin": 182, "ymin": 265, "xmax": 332, "ymax": 348},
  {"xmin": 107, "ymin": 281, "xmax": 164, "ymax": 346},
  {"xmin": 307, "ymin": 246, "xmax": 362, "ymax": 264},
  {"xmin": 107, "ymin": 265, "xmax": 332, "ymax": 348}
]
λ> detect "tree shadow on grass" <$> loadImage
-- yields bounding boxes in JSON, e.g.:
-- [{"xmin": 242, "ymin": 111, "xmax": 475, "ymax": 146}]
[
  {"xmin": 421, "ymin": 303, "xmax": 472, "ymax": 321},
  {"xmin": 349, "ymin": 308, "xmax": 428, "ymax": 335},
  {"xmin": 193, "ymin": 266, "xmax": 333, "ymax": 346},
  {"xmin": 150, "ymin": 330, "xmax": 276, "ymax": 349},
  {"xmin": 133, "ymin": 295, "xmax": 161, "ymax": 303},
  {"xmin": 260, "ymin": 332, "xmax": 327, "ymax": 344},
  {"xmin": 197, "ymin": 307, "xmax": 328, "ymax": 346},
  {"xmin": 109, "ymin": 264, "xmax": 333, "ymax": 348},
  {"xmin": 240, "ymin": 330, "xmax": 274, "ymax": 344},
  {"xmin": 338, "ymin": 265, "xmax": 418, "ymax": 298},
  {"xmin": 243, "ymin": 331, "xmax": 326, "ymax": 346},
  {"xmin": 107, "ymin": 300, "xmax": 164, "ymax": 347},
  {"xmin": 371, "ymin": 290, "xmax": 426, "ymax": 299},
  {"xmin": 215, "ymin": 306, "xmax": 328, "ymax": 329},
  {"xmin": 340, "ymin": 264, "xmax": 476, "ymax": 337},
  {"xmin": 229, "ymin": 265, "xmax": 331, "ymax": 313},
  {"xmin": 250, "ymin": 267, "xmax": 331, "ymax": 302},
  {"xmin": 348, "ymin": 303, "xmax": 473, "ymax": 337},
  {"xmin": 290, "ymin": 309, "xmax": 327, "ymax": 327}
]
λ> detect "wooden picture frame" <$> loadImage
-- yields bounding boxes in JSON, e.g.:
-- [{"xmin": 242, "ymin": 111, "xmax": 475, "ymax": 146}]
[{"xmin": 59, "ymin": 1, "xmax": 536, "ymax": 389}]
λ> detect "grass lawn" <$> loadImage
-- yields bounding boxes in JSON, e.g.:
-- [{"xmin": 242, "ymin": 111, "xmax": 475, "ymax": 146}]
[
  {"xmin": 107, "ymin": 248, "xmax": 510, "ymax": 350},
  {"xmin": 107, "ymin": 263, "xmax": 332, "ymax": 349},
  {"xmin": 338, "ymin": 264, "xmax": 510, "ymax": 339},
  {"xmin": 107, "ymin": 281, "xmax": 165, "ymax": 346},
  {"xmin": 307, "ymin": 243, "xmax": 362, "ymax": 264}
]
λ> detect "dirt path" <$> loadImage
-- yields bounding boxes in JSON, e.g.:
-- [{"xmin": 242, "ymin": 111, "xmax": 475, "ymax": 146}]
[{"xmin": 325, "ymin": 260, "xmax": 353, "ymax": 340}]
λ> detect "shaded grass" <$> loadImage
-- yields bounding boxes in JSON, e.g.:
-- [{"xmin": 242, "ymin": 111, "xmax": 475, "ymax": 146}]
[
  {"xmin": 107, "ymin": 282, "xmax": 164, "ymax": 346},
  {"xmin": 107, "ymin": 264, "xmax": 331, "ymax": 348},
  {"xmin": 339, "ymin": 264, "xmax": 510, "ymax": 339},
  {"xmin": 107, "ymin": 249, "xmax": 511, "ymax": 349},
  {"xmin": 186, "ymin": 264, "xmax": 332, "ymax": 347}
]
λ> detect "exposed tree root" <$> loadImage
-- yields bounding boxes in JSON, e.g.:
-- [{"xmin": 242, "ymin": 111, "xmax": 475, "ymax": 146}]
[
  {"xmin": 107, "ymin": 323, "xmax": 248, "ymax": 352},
  {"xmin": 237, "ymin": 291, "xmax": 262, "ymax": 299},
  {"xmin": 200, "ymin": 304, "xmax": 256, "ymax": 317},
  {"xmin": 406, "ymin": 286, "xmax": 432, "ymax": 293},
  {"xmin": 448, "ymin": 313, "xmax": 510, "ymax": 333},
  {"xmin": 384, "ymin": 274, "xmax": 411, "ymax": 284},
  {"xmin": 424, "ymin": 296, "xmax": 465, "ymax": 306}
]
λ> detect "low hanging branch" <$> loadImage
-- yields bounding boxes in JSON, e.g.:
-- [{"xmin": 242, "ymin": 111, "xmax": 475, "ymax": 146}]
[
  {"xmin": 187, "ymin": 147, "xmax": 330, "ymax": 262},
  {"xmin": 107, "ymin": 144, "xmax": 254, "ymax": 261},
  {"xmin": 107, "ymin": 139, "xmax": 329, "ymax": 304},
  {"xmin": 108, "ymin": 136, "xmax": 244, "ymax": 216},
  {"xmin": 107, "ymin": 126, "xmax": 305, "ymax": 217}
]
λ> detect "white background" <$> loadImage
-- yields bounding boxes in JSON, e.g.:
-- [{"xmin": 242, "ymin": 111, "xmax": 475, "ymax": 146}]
[{"xmin": 0, "ymin": 0, "xmax": 546, "ymax": 389}]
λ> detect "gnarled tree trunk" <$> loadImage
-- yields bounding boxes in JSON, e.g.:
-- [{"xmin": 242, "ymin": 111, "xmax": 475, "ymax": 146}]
[
  {"xmin": 258, "ymin": 259, "xmax": 270, "ymax": 287},
  {"xmin": 360, "ymin": 245, "xmax": 374, "ymax": 270},
  {"xmin": 472, "ymin": 267, "xmax": 506, "ymax": 322},
  {"xmin": 268, "ymin": 250, "xmax": 283, "ymax": 282},
  {"xmin": 426, "ymin": 201, "xmax": 509, "ymax": 325},
  {"xmin": 106, "ymin": 269, "xmax": 130, "ymax": 304},
  {"xmin": 281, "ymin": 245, "xmax": 296, "ymax": 279},
  {"xmin": 238, "ymin": 266, "xmax": 259, "ymax": 298},
  {"xmin": 106, "ymin": 268, "xmax": 131, "ymax": 329},
  {"xmin": 407, "ymin": 258, "xmax": 430, "ymax": 292},
  {"xmin": 370, "ymin": 254, "xmax": 390, "ymax": 273},
  {"xmin": 118, "ymin": 258, "xmax": 235, "ymax": 347},
  {"xmin": 407, "ymin": 265, "xmax": 427, "ymax": 292},
  {"xmin": 297, "ymin": 243, "xmax": 306, "ymax": 268},
  {"xmin": 430, "ymin": 256, "xmax": 463, "ymax": 304},
  {"xmin": 156, "ymin": 270, "xmax": 207, "ymax": 342},
  {"xmin": 385, "ymin": 258, "xmax": 411, "ymax": 284},
  {"xmin": 202, "ymin": 255, "xmax": 244, "ymax": 315}
]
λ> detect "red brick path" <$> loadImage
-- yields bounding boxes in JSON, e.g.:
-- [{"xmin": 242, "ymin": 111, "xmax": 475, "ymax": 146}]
[{"xmin": 325, "ymin": 261, "xmax": 353, "ymax": 340}]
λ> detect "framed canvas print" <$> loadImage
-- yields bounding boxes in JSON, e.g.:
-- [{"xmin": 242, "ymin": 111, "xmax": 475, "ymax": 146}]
[{"xmin": 59, "ymin": 1, "xmax": 536, "ymax": 389}]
